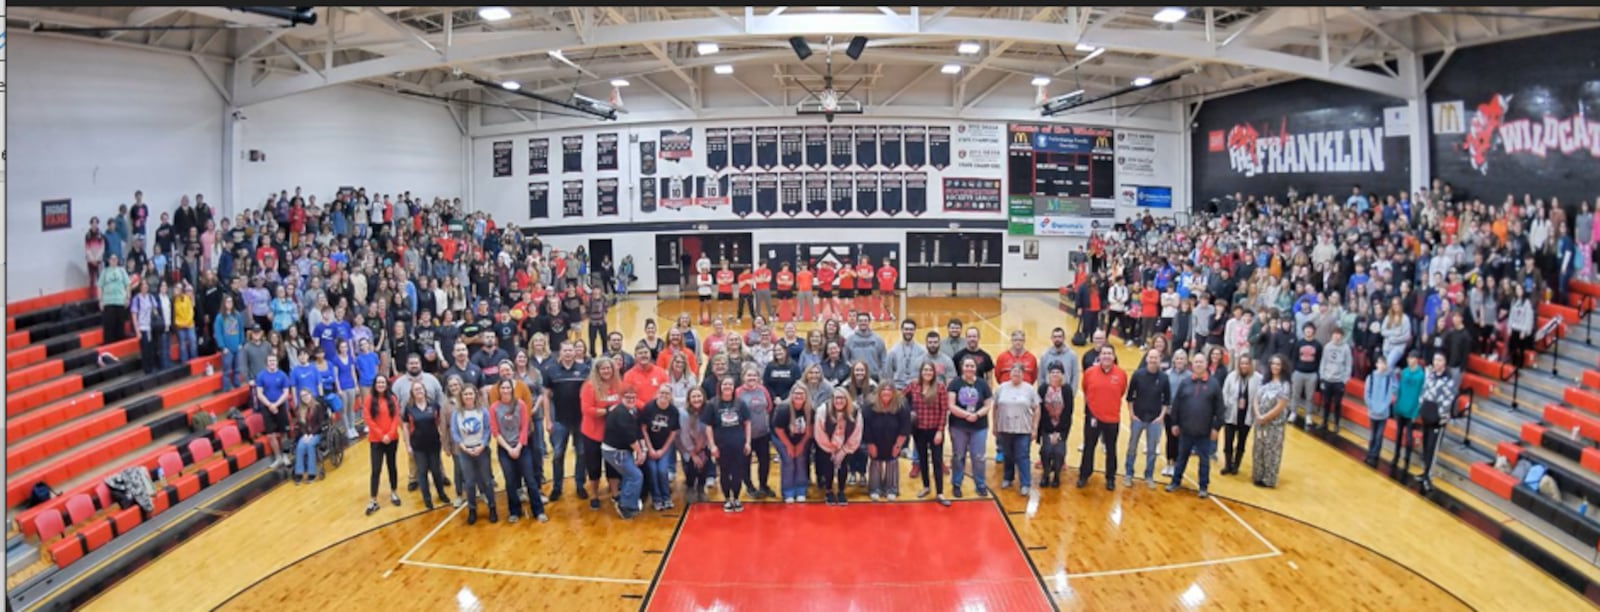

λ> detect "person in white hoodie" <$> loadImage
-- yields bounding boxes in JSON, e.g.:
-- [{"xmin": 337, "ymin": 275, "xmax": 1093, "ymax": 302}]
[
  {"xmin": 1508, "ymin": 284, "xmax": 1536, "ymax": 365},
  {"xmin": 1107, "ymin": 280, "xmax": 1130, "ymax": 342}
]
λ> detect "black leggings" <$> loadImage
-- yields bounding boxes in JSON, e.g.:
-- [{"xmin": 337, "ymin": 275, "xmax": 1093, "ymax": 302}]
[
  {"xmin": 683, "ymin": 449, "xmax": 710, "ymax": 493},
  {"xmin": 1222, "ymin": 423, "xmax": 1250, "ymax": 469},
  {"xmin": 1319, "ymin": 381, "xmax": 1345, "ymax": 427},
  {"xmin": 1394, "ymin": 417, "xmax": 1419, "ymax": 472},
  {"xmin": 743, "ymin": 434, "xmax": 772, "ymax": 492},
  {"xmin": 814, "ymin": 450, "xmax": 849, "ymax": 494},
  {"xmin": 1164, "ymin": 414, "xmax": 1179, "ymax": 461},
  {"xmin": 369, "ymin": 440, "xmax": 399, "ymax": 498},
  {"xmin": 717, "ymin": 447, "xmax": 748, "ymax": 500},
  {"xmin": 912, "ymin": 428, "xmax": 946, "ymax": 495},
  {"xmin": 586, "ymin": 320, "xmax": 608, "ymax": 357}
]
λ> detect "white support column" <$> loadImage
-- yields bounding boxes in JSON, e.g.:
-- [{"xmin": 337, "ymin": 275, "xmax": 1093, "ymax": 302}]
[
  {"xmin": 222, "ymin": 110, "xmax": 240, "ymax": 220},
  {"xmin": 1398, "ymin": 51, "xmax": 1431, "ymax": 196}
]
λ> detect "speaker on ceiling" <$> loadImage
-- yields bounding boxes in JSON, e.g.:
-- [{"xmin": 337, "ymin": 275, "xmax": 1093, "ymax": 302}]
[
  {"xmin": 789, "ymin": 36, "xmax": 813, "ymax": 61},
  {"xmin": 845, "ymin": 36, "xmax": 868, "ymax": 61}
]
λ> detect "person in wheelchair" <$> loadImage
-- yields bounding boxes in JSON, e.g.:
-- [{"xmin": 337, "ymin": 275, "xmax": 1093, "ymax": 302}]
[
  {"xmin": 292, "ymin": 389, "xmax": 330, "ymax": 484},
  {"xmin": 318, "ymin": 391, "xmax": 348, "ymax": 470}
]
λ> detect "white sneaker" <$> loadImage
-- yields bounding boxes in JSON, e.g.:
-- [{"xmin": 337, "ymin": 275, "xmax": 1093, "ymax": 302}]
[
  {"xmin": 886, "ymin": 492, "xmax": 897, "ymax": 500},
  {"xmin": 452, "ymin": 497, "xmax": 466, "ymax": 508},
  {"xmin": 869, "ymin": 493, "xmax": 881, "ymax": 502},
  {"xmin": 917, "ymin": 488, "xmax": 932, "ymax": 499},
  {"xmin": 1161, "ymin": 465, "xmax": 1174, "ymax": 477}
]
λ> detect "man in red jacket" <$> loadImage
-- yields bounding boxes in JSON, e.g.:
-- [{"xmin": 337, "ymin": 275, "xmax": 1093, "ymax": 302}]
[{"xmin": 1079, "ymin": 345, "xmax": 1128, "ymax": 490}]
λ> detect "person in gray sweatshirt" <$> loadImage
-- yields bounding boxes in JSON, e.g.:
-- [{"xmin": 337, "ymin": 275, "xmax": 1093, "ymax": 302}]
[
  {"xmin": 1316, "ymin": 328, "xmax": 1353, "ymax": 433},
  {"xmin": 884, "ymin": 319, "xmax": 927, "ymax": 391},
  {"xmin": 1191, "ymin": 295, "xmax": 1216, "ymax": 354},
  {"xmin": 239, "ymin": 325, "xmax": 273, "ymax": 399},
  {"xmin": 1036, "ymin": 327, "xmax": 1082, "ymax": 393},
  {"xmin": 843, "ymin": 313, "xmax": 888, "ymax": 380}
]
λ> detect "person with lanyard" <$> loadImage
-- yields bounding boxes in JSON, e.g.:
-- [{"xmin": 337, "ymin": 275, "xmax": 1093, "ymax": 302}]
[
  {"xmin": 1220, "ymin": 355, "xmax": 1262, "ymax": 476},
  {"xmin": 1080, "ymin": 345, "xmax": 1128, "ymax": 490},
  {"xmin": 678, "ymin": 387, "xmax": 714, "ymax": 503},
  {"xmin": 579, "ymin": 357, "xmax": 624, "ymax": 510},
  {"xmin": 1036, "ymin": 364, "xmax": 1074, "ymax": 488},
  {"xmin": 1251, "ymin": 355, "xmax": 1293, "ymax": 488},
  {"xmin": 946, "ymin": 356, "xmax": 994, "ymax": 498},
  {"xmin": 254, "ymin": 353, "xmax": 293, "ymax": 469},
  {"xmin": 813, "ymin": 390, "xmax": 863, "ymax": 507},
  {"xmin": 993, "ymin": 363, "xmax": 1041, "ymax": 495},
  {"xmin": 362, "ymin": 375, "xmax": 404, "ymax": 515},
  {"xmin": 1417, "ymin": 353, "xmax": 1458, "ymax": 494},
  {"xmin": 1166, "ymin": 359, "xmax": 1226, "ymax": 498},
  {"xmin": 772, "ymin": 384, "xmax": 814, "ymax": 503},
  {"xmin": 704, "ymin": 376, "xmax": 752, "ymax": 512},
  {"xmin": 639, "ymin": 385, "xmax": 681, "ymax": 511},
  {"xmin": 403, "ymin": 381, "xmax": 452, "ymax": 510},
  {"xmin": 1124, "ymin": 349, "xmax": 1171, "ymax": 489}
]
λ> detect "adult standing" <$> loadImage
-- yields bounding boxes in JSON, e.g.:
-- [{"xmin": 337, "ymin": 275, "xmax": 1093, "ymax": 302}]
[
  {"xmin": 1079, "ymin": 345, "xmax": 1128, "ymax": 490},
  {"xmin": 1251, "ymin": 355, "xmax": 1292, "ymax": 488},
  {"xmin": 1124, "ymin": 349, "xmax": 1171, "ymax": 488},
  {"xmin": 253, "ymin": 353, "xmax": 292, "ymax": 468},
  {"xmin": 492, "ymin": 378, "xmax": 547, "ymax": 523},
  {"xmin": 1165, "ymin": 359, "xmax": 1226, "ymax": 498},
  {"xmin": 579, "ymin": 357, "xmax": 624, "ymax": 509},
  {"xmin": 99, "ymin": 256, "xmax": 133, "ymax": 344},
  {"xmin": 946, "ymin": 356, "xmax": 994, "ymax": 498},
  {"xmin": 907, "ymin": 362, "xmax": 952, "ymax": 505},
  {"xmin": 773, "ymin": 385, "xmax": 813, "ymax": 503},
  {"xmin": 813, "ymin": 391, "xmax": 862, "ymax": 506},
  {"xmin": 402, "ymin": 381, "xmax": 452, "ymax": 510},
  {"xmin": 543, "ymin": 342, "xmax": 590, "ymax": 502},
  {"xmin": 640, "ymin": 386, "xmax": 681, "ymax": 511},
  {"xmin": 362, "ymin": 375, "xmax": 404, "ymax": 515},
  {"xmin": 600, "ymin": 386, "xmax": 647, "ymax": 520},
  {"xmin": 704, "ymin": 377, "xmax": 752, "ymax": 512},
  {"xmin": 1220, "ymin": 355, "xmax": 1262, "ymax": 476},
  {"xmin": 1036, "ymin": 364, "xmax": 1073, "ymax": 488},
  {"xmin": 993, "ymin": 363, "xmax": 1041, "ymax": 495}
]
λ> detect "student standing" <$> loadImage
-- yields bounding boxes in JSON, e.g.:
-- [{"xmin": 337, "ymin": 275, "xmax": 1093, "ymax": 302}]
[
  {"xmin": 1317, "ymin": 328, "xmax": 1353, "ymax": 432},
  {"xmin": 363, "ymin": 376, "xmax": 403, "ymax": 515},
  {"xmin": 452, "ymin": 386, "xmax": 497, "ymax": 525},
  {"xmin": 773, "ymin": 385, "xmax": 814, "ymax": 503},
  {"xmin": 1417, "ymin": 353, "xmax": 1458, "ymax": 494},
  {"xmin": 1124, "ymin": 350, "xmax": 1171, "ymax": 488},
  {"xmin": 703, "ymin": 377, "xmax": 752, "ymax": 512},
  {"xmin": 864, "ymin": 386, "xmax": 910, "ymax": 501},
  {"xmin": 994, "ymin": 364, "xmax": 1041, "ymax": 495},
  {"xmin": 1080, "ymin": 346, "xmax": 1128, "ymax": 490},
  {"xmin": 946, "ymin": 357, "xmax": 994, "ymax": 498},
  {"xmin": 1393, "ymin": 352, "xmax": 1426, "ymax": 476},
  {"xmin": 492, "ymin": 379, "xmax": 547, "ymax": 523},
  {"xmin": 813, "ymin": 391, "xmax": 863, "ymax": 506},
  {"xmin": 1362, "ymin": 358, "xmax": 1398, "ymax": 468},
  {"xmin": 1251, "ymin": 355, "xmax": 1292, "ymax": 488},
  {"xmin": 907, "ymin": 362, "xmax": 952, "ymax": 505}
]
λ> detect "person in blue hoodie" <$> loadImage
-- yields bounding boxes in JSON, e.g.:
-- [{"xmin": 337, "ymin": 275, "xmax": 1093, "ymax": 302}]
[
  {"xmin": 213, "ymin": 296, "xmax": 247, "ymax": 391},
  {"xmin": 1363, "ymin": 358, "xmax": 1398, "ymax": 468}
]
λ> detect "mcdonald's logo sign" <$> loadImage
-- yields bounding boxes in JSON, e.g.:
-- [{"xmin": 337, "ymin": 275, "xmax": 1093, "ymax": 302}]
[
  {"xmin": 1013, "ymin": 131, "xmax": 1030, "ymax": 143},
  {"xmin": 1433, "ymin": 100, "xmax": 1465, "ymax": 135},
  {"xmin": 1095, "ymin": 135, "xmax": 1112, "ymax": 149}
]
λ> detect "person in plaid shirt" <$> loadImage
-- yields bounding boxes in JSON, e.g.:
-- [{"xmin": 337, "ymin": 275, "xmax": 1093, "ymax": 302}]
[{"xmin": 906, "ymin": 361, "xmax": 953, "ymax": 506}]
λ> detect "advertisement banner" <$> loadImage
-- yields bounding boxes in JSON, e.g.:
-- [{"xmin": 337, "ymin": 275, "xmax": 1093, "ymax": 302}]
[
  {"xmin": 953, "ymin": 122, "xmax": 1005, "ymax": 172},
  {"xmin": 1114, "ymin": 130, "xmax": 1158, "ymax": 184},
  {"xmin": 1136, "ymin": 186, "xmax": 1173, "ymax": 208},
  {"xmin": 1007, "ymin": 196, "xmax": 1035, "ymax": 236},
  {"xmin": 42, "ymin": 199, "xmax": 72, "ymax": 231},
  {"xmin": 942, "ymin": 177, "xmax": 1003, "ymax": 212},
  {"xmin": 1033, "ymin": 216, "xmax": 1094, "ymax": 237}
]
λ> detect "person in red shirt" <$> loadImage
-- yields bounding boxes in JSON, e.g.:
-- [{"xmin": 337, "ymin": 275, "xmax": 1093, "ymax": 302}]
[
  {"xmin": 1080, "ymin": 345, "xmax": 1128, "ymax": 490},
  {"xmin": 876, "ymin": 260, "xmax": 899, "ymax": 321},
  {"xmin": 623, "ymin": 345, "xmax": 670, "ymax": 403},
  {"xmin": 836, "ymin": 260, "xmax": 857, "ymax": 319},
  {"xmin": 735, "ymin": 268, "xmax": 756, "ymax": 324},
  {"xmin": 794, "ymin": 261, "xmax": 815, "ymax": 322},
  {"xmin": 994, "ymin": 330, "xmax": 1039, "ymax": 384},
  {"xmin": 1139, "ymin": 283, "xmax": 1161, "ymax": 349},
  {"xmin": 815, "ymin": 261, "xmax": 837, "ymax": 322},
  {"xmin": 753, "ymin": 260, "xmax": 775, "ymax": 321},
  {"xmin": 288, "ymin": 202, "xmax": 306, "ymax": 249},
  {"xmin": 579, "ymin": 357, "xmax": 624, "ymax": 504},
  {"xmin": 854, "ymin": 257, "xmax": 877, "ymax": 321},
  {"xmin": 715, "ymin": 261, "xmax": 736, "ymax": 321},
  {"xmin": 774, "ymin": 262, "xmax": 796, "ymax": 322}
]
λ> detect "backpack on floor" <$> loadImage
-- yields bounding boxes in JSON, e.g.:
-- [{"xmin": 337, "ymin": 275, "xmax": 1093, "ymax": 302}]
[{"xmin": 190, "ymin": 410, "xmax": 216, "ymax": 433}]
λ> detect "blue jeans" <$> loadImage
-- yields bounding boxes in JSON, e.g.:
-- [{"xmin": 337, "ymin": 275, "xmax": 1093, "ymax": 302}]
[
  {"xmin": 998, "ymin": 432, "xmax": 1032, "ymax": 488},
  {"xmin": 498, "ymin": 445, "xmax": 546, "ymax": 518},
  {"xmin": 777, "ymin": 439, "xmax": 810, "ymax": 498},
  {"xmin": 602, "ymin": 448, "xmax": 643, "ymax": 512},
  {"xmin": 1125, "ymin": 418, "xmax": 1163, "ymax": 481},
  {"xmin": 294, "ymin": 434, "xmax": 321, "ymax": 478},
  {"xmin": 645, "ymin": 455, "xmax": 672, "ymax": 504},
  {"xmin": 175, "ymin": 328, "xmax": 197, "ymax": 363},
  {"xmin": 551, "ymin": 421, "xmax": 585, "ymax": 492},
  {"xmin": 528, "ymin": 418, "xmax": 548, "ymax": 487},
  {"xmin": 948, "ymin": 426, "xmax": 988, "ymax": 491},
  {"xmin": 1171, "ymin": 435, "xmax": 1216, "ymax": 491},
  {"xmin": 221, "ymin": 349, "xmax": 239, "ymax": 390}
]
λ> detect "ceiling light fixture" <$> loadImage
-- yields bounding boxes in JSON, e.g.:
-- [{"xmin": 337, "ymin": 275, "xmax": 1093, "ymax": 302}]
[
  {"xmin": 941, "ymin": 63, "xmax": 962, "ymax": 74},
  {"xmin": 478, "ymin": 7, "xmax": 511, "ymax": 22},
  {"xmin": 697, "ymin": 42, "xmax": 720, "ymax": 55},
  {"xmin": 610, "ymin": 78, "xmax": 630, "ymax": 87},
  {"xmin": 713, "ymin": 64, "xmax": 734, "ymax": 75},
  {"xmin": 1132, "ymin": 76, "xmax": 1154, "ymax": 87},
  {"xmin": 1153, "ymin": 7, "xmax": 1188, "ymax": 23},
  {"xmin": 500, "ymin": 80, "xmax": 521, "ymax": 90},
  {"xmin": 1075, "ymin": 43, "xmax": 1097, "ymax": 52},
  {"xmin": 1031, "ymin": 76, "xmax": 1051, "ymax": 86},
  {"xmin": 957, "ymin": 41, "xmax": 981, "ymax": 55},
  {"xmin": 817, "ymin": 6, "xmax": 840, "ymax": 11}
]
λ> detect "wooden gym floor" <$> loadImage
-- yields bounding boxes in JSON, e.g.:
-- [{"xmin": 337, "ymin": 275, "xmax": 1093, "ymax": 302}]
[{"xmin": 81, "ymin": 294, "xmax": 1595, "ymax": 611}]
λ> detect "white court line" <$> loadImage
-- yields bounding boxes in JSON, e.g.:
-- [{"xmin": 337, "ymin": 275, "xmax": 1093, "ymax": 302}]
[
  {"xmin": 398, "ymin": 505, "xmax": 465, "ymax": 564},
  {"xmin": 400, "ymin": 559, "xmax": 651, "ymax": 585},
  {"xmin": 970, "ymin": 309, "xmax": 1006, "ymax": 337},
  {"xmin": 1178, "ymin": 472, "xmax": 1281, "ymax": 555},
  {"xmin": 1063, "ymin": 551, "xmax": 1282, "ymax": 579}
]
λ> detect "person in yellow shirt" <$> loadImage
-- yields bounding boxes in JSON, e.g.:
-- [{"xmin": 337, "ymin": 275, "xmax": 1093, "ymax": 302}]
[{"xmin": 172, "ymin": 282, "xmax": 198, "ymax": 363}]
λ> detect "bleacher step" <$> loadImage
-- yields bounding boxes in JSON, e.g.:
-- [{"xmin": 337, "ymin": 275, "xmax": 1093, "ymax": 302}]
[{"xmin": 4, "ymin": 541, "xmax": 39, "ymax": 579}]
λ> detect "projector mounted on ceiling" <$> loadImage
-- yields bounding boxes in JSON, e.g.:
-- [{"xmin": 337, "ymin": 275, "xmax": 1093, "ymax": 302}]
[{"xmin": 793, "ymin": 36, "xmax": 868, "ymax": 123}]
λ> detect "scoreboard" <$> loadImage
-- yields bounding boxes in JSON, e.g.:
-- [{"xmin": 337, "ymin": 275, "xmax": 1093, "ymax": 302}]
[{"xmin": 1007, "ymin": 124, "xmax": 1116, "ymax": 205}]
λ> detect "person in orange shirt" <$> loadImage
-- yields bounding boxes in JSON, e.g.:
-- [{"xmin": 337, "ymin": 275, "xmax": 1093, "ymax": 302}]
[
  {"xmin": 795, "ymin": 261, "xmax": 816, "ymax": 322},
  {"xmin": 994, "ymin": 330, "xmax": 1039, "ymax": 384},
  {"xmin": 1139, "ymin": 283, "xmax": 1161, "ymax": 349},
  {"xmin": 815, "ymin": 261, "xmax": 837, "ymax": 322},
  {"xmin": 579, "ymin": 356, "xmax": 624, "ymax": 508},
  {"xmin": 656, "ymin": 327, "xmax": 699, "ymax": 374},
  {"xmin": 715, "ymin": 260, "xmax": 736, "ymax": 322},
  {"xmin": 854, "ymin": 257, "xmax": 877, "ymax": 321},
  {"xmin": 1080, "ymin": 345, "xmax": 1128, "ymax": 490},
  {"xmin": 775, "ymin": 262, "xmax": 796, "ymax": 323},
  {"xmin": 836, "ymin": 260, "xmax": 857, "ymax": 319},
  {"xmin": 735, "ymin": 267, "xmax": 756, "ymax": 324},
  {"xmin": 753, "ymin": 260, "xmax": 776, "ymax": 321},
  {"xmin": 876, "ymin": 259, "xmax": 899, "ymax": 321},
  {"xmin": 624, "ymin": 344, "xmax": 670, "ymax": 403}
]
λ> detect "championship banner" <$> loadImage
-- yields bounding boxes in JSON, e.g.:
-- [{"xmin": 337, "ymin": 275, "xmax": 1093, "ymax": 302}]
[
  {"xmin": 660, "ymin": 128, "xmax": 693, "ymax": 160},
  {"xmin": 561, "ymin": 135, "xmax": 584, "ymax": 173},
  {"xmin": 596, "ymin": 177, "xmax": 619, "ymax": 216},
  {"xmin": 527, "ymin": 182, "xmax": 549, "ymax": 219},
  {"xmin": 491, "ymin": 140, "xmax": 512, "ymax": 177},
  {"xmin": 595, "ymin": 133, "xmax": 618, "ymax": 171},
  {"xmin": 528, "ymin": 138, "xmax": 549, "ymax": 175},
  {"xmin": 562, "ymin": 180, "xmax": 584, "ymax": 217}
]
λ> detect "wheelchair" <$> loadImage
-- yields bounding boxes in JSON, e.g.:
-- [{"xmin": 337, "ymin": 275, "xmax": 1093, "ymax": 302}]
[{"xmin": 317, "ymin": 393, "xmax": 347, "ymax": 470}]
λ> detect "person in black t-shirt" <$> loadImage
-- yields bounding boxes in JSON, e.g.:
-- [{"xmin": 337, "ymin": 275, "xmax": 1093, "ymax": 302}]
[
  {"xmin": 702, "ymin": 377, "xmax": 752, "ymax": 512},
  {"xmin": 436, "ymin": 310, "xmax": 462, "ymax": 361},
  {"xmin": 951, "ymin": 327, "xmax": 995, "ymax": 383},
  {"xmin": 946, "ymin": 357, "xmax": 994, "ymax": 498},
  {"xmin": 472, "ymin": 335, "xmax": 511, "ymax": 390},
  {"xmin": 444, "ymin": 342, "xmax": 484, "ymax": 390},
  {"xmin": 600, "ymin": 386, "xmax": 646, "ymax": 520},
  {"xmin": 640, "ymin": 386, "xmax": 681, "ymax": 511},
  {"xmin": 493, "ymin": 305, "xmax": 519, "ymax": 349},
  {"xmin": 414, "ymin": 311, "xmax": 442, "ymax": 374},
  {"xmin": 542, "ymin": 342, "xmax": 591, "ymax": 501}
]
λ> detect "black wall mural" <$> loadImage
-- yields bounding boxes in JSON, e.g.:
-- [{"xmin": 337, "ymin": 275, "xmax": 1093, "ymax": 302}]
[
  {"xmin": 1191, "ymin": 79, "xmax": 1409, "ymax": 204},
  {"xmin": 1426, "ymin": 28, "xmax": 1600, "ymax": 205}
]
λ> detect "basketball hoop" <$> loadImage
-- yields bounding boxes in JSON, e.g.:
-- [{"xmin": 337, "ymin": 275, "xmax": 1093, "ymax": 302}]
[
  {"xmin": 1035, "ymin": 85, "xmax": 1048, "ymax": 107},
  {"xmin": 608, "ymin": 86, "xmax": 624, "ymax": 108}
]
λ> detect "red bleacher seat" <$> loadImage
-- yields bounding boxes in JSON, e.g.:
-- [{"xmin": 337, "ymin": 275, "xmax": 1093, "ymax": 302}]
[
  {"xmin": 1468, "ymin": 355, "xmax": 1516, "ymax": 381},
  {"xmin": 64, "ymin": 494, "xmax": 96, "ymax": 525},
  {"xmin": 188, "ymin": 438, "xmax": 214, "ymax": 463},
  {"xmin": 158, "ymin": 452, "xmax": 184, "ymax": 482},
  {"xmin": 110, "ymin": 506, "xmax": 141, "ymax": 536},
  {"xmin": 94, "ymin": 482, "xmax": 112, "ymax": 509},
  {"xmin": 218, "ymin": 425, "xmax": 242, "ymax": 449},
  {"xmin": 1565, "ymin": 387, "xmax": 1600, "ymax": 416},
  {"xmin": 33, "ymin": 510, "xmax": 65, "ymax": 542},
  {"xmin": 245, "ymin": 413, "xmax": 265, "ymax": 439},
  {"xmin": 1471, "ymin": 462, "xmax": 1518, "ymax": 499},
  {"xmin": 48, "ymin": 536, "xmax": 84, "ymax": 567},
  {"xmin": 78, "ymin": 519, "xmax": 112, "ymax": 551}
]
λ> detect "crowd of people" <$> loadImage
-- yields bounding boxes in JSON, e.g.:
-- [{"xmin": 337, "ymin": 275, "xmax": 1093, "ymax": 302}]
[{"xmin": 77, "ymin": 178, "xmax": 1582, "ymax": 520}]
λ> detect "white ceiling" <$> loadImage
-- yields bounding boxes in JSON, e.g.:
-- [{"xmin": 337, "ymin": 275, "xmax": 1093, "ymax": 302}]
[{"xmin": 10, "ymin": 5, "xmax": 1600, "ymax": 125}]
